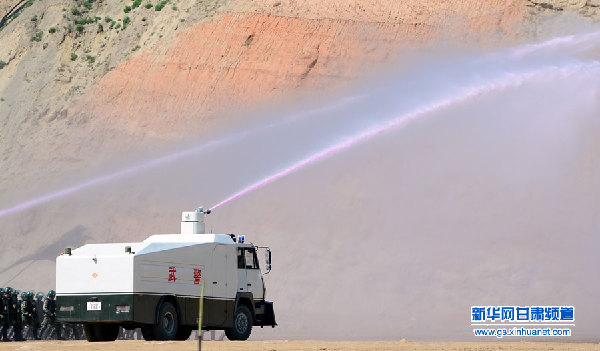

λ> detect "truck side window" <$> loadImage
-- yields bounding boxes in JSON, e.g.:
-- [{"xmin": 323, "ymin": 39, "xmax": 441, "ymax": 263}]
[
  {"xmin": 237, "ymin": 248, "xmax": 245, "ymax": 269},
  {"xmin": 244, "ymin": 248, "xmax": 259, "ymax": 269}
]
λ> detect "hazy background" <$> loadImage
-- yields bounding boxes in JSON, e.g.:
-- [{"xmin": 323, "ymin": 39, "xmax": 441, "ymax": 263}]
[{"xmin": 0, "ymin": 19, "xmax": 599, "ymax": 341}]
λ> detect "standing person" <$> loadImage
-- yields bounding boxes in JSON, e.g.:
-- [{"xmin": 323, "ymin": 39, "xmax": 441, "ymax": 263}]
[
  {"xmin": 35, "ymin": 292, "xmax": 44, "ymax": 337},
  {"xmin": 21, "ymin": 292, "xmax": 40, "ymax": 340},
  {"xmin": 9, "ymin": 290, "xmax": 24, "ymax": 341},
  {"xmin": 0, "ymin": 288, "xmax": 5, "ymax": 341},
  {"xmin": 41, "ymin": 290, "xmax": 62, "ymax": 340}
]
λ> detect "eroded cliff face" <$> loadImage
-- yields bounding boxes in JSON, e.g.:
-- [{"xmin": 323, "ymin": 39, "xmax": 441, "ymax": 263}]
[
  {"xmin": 76, "ymin": 0, "xmax": 527, "ymax": 136},
  {"xmin": 0, "ymin": 0, "xmax": 532, "ymax": 206}
]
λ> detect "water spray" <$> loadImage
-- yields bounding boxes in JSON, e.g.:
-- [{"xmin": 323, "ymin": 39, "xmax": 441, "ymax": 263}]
[
  {"xmin": 210, "ymin": 62, "xmax": 599, "ymax": 211},
  {"xmin": 1, "ymin": 30, "xmax": 600, "ymax": 218},
  {"xmin": 0, "ymin": 95, "xmax": 365, "ymax": 219}
]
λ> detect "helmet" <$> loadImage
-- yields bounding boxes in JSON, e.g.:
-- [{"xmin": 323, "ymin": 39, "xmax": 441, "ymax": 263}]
[
  {"xmin": 20, "ymin": 291, "xmax": 27, "ymax": 300},
  {"xmin": 47, "ymin": 290, "xmax": 56, "ymax": 298},
  {"xmin": 36, "ymin": 292, "xmax": 44, "ymax": 300},
  {"xmin": 0, "ymin": 288, "xmax": 4, "ymax": 294},
  {"xmin": 5, "ymin": 287, "xmax": 12, "ymax": 294}
]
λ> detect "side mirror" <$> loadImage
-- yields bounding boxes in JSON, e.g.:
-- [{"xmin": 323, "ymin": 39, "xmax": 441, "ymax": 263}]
[{"xmin": 265, "ymin": 249, "xmax": 272, "ymax": 272}]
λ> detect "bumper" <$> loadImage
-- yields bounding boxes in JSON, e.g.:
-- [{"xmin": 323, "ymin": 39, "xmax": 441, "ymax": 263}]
[{"xmin": 57, "ymin": 294, "xmax": 155, "ymax": 324}]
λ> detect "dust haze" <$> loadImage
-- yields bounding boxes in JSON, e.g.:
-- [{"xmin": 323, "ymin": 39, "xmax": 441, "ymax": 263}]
[{"xmin": 1, "ymin": 17, "xmax": 600, "ymax": 341}]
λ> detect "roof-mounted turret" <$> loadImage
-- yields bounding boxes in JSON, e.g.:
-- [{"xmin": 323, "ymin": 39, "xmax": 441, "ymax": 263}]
[{"xmin": 181, "ymin": 207, "xmax": 211, "ymax": 234}]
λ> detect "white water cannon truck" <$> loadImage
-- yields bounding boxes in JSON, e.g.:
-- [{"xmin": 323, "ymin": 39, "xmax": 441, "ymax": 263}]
[{"xmin": 55, "ymin": 207, "xmax": 276, "ymax": 342}]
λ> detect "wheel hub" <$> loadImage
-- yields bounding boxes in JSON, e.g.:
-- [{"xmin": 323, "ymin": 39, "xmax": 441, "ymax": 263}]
[{"xmin": 235, "ymin": 313, "xmax": 248, "ymax": 333}]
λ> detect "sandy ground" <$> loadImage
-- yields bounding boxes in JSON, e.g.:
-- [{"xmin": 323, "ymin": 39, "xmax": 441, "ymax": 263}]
[{"xmin": 0, "ymin": 341, "xmax": 599, "ymax": 351}]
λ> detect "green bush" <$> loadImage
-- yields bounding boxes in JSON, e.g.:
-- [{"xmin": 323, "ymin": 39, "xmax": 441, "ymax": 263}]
[
  {"xmin": 48, "ymin": 27, "xmax": 56, "ymax": 33},
  {"xmin": 0, "ymin": 60, "xmax": 6, "ymax": 69},
  {"xmin": 124, "ymin": 5, "xmax": 131, "ymax": 13},
  {"xmin": 86, "ymin": 55, "xmax": 95, "ymax": 64},
  {"xmin": 104, "ymin": 16, "xmax": 112, "ymax": 23},
  {"xmin": 155, "ymin": 0, "xmax": 167, "ymax": 11},
  {"xmin": 132, "ymin": 45, "xmax": 140, "ymax": 51},
  {"xmin": 145, "ymin": 3, "xmax": 153, "ymax": 9},
  {"xmin": 97, "ymin": 23, "xmax": 103, "ymax": 32},
  {"xmin": 76, "ymin": 24, "xmax": 84, "ymax": 32},
  {"xmin": 31, "ymin": 15, "xmax": 37, "ymax": 21},
  {"xmin": 114, "ymin": 23, "xmax": 121, "ymax": 29},
  {"xmin": 132, "ymin": 0, "xmax": 142, "ymax": 9},
  {"xmin": 122, "ymin": 16, "xmax": 130, "ymax": 29},
  {"xmin": 71, "ymin": 8, "xmax": 80, "ymax": 16},
  {"xmin": 30, "ymin": 31, "xmax": 42, "ymax": 42},
  {"xmin": 70, "ymin": 53, "xmax": 77, "ymax": 61},
  {"xmin": 83, "ymin": 1, "xmax": 92, "ymax": 10},
  {"xmin": 110, "ymin": 20, "xmax": 116, "ymax": 29}
]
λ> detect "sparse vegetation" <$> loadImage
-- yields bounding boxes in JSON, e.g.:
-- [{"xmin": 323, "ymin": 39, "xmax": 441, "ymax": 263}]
[
  {"xmin": 76, "ymin": 24, "xmax": 84, "ymax": 32},
  {"xmin": 133, "ymin": 0, "xmax": 143, "ymax": 9},
  {"xmin": 110, "ymin": 21, "xmax": 116, "ymax": 29},
  {"xmin": 83, "ymin": 0, "xmax": 93, "ymax": 10},
  {"xmin": 71, "ymin": 8, "xmax": 81, "ymax": 16},
  {"xmin": 115, "ymin": 23, "xmax": 121, "ymax": 29},
  {"xmin": 132, "ymin": 45, "xmax": 141, "ymax": 51},
  {"xmin": 86, "ymin": 55, "xmax": 96, "ymax": 64},
  {"xmin": 30, "ymin": 30, "xmax": 42, "ymax": 42},
  {"xmin": 155, "ymin": 0, "xmax": 168, "ymax": 11},
  {"xmin": 172, "ymin": 5, "xmax": 178, "ymax": 10},
  {"xmin": 105, "ymin": 16, "xmax": 112, "ymax": 23},
  {"xmin": 49, "ymin": 27, "xmax": 57, "ymax": 33},
  {"xmin": 98, "ymin": 23, "xmax": 103, "ymax": 32},
  {"xmin": 145, "ymin": 3, "xmax": 153, "ymax": 9},
  {"xmin": 123, "ymin": 16, "xmax": 131, "ymax": 29},
  {"xmin": 0, "ymin": 60, "xmax": 6, "ymax": 69},
  {"xmin": 31, "ymin": 15, "xmax": 37, "ymax": 21},
  {"xmin": 74, "ymin": 17, "xmax": 97, "ymax": 25},
  {"xmin": 142, "ymin": 17, "xmax": 147, "ymax": 21},
  {"xmin": 124, "ymin": 5, "xmax": 132, "ymax": 13},
  {"xmin": 0, "ymin": 98, "xmax": 4, "ymax": 102}
]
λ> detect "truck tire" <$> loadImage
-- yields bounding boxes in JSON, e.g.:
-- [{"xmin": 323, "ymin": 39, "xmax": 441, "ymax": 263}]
[
  {"xmin": 141, "ymin": 325, "xmax": 155, "ymax": 341},
  {"xmin": 174, "ymin": 325, "xmax": 192, "ymax": 340},
  {"xmin": 225, "ymin": 305, "xmax": 252, "ymax": 340},
  {"xmin": 83, "ymin": 324, "xmax": 97, "ymax": 342},
  {"xmin": 152, "ymin": 301, "xmax": 179, "ymax": 340}
]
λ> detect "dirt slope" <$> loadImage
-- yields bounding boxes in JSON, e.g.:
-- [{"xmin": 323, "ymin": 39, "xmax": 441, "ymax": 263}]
[{"xmin": 77, "ymin": 0, "xmax": 527, "ymax": 136}]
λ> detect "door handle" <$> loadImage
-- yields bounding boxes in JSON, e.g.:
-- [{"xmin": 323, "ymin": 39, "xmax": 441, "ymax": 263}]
[
  {"xmin": 212, "ymin": 282, "xmax": 217, "ymax": 284},
  {"xmin": 247, "ymin": 283, "xmax": 252, "ymax": 286}
]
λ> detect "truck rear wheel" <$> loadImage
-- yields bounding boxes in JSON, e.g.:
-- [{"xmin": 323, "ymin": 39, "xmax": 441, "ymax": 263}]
[
  {"xmin": 225, "ymin": 305, "xmax": 252, "ymax": 340},
  {"xmin": 152, "ymin": 301, "xmax": 179, "ymax": 340}
]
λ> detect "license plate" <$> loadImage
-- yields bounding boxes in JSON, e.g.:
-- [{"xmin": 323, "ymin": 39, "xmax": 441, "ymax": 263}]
[{"xmin": 87, "ymin": 302, "xmax": 102, "ymax": 311}]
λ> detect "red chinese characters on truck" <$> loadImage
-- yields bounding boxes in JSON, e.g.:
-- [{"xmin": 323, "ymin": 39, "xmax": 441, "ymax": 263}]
[
  {"xmin": 168, "ymin": 266, "xmax": 176, "ymax": 282},
  {"xmin": 193, "ymin": 268, "xmax": 202, "ymax": 285}
]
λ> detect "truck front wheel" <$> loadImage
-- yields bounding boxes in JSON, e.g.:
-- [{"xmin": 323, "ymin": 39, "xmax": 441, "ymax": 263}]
[
  {"xmin": 225, "ymin": 305, "xmax": 252, "ymax": 340},
  {"xmin": 152, "ymin": 301, "xmax": 179, "ymax": 340}
]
